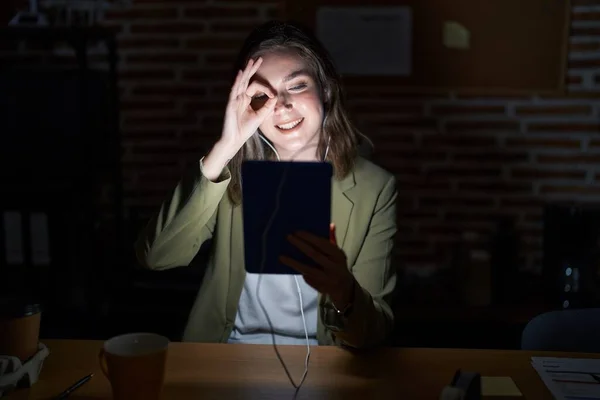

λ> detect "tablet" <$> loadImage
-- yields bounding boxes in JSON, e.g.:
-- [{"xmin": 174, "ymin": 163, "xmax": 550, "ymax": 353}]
[{"xmin": 241, "ymin": 160, "xmax": 332, "ymax": 275}]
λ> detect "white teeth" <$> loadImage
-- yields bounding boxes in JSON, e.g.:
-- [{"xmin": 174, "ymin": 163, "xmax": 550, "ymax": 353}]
[{"xmin": 277, "ymin": 118, "xmax": 303, "ymax": 130}]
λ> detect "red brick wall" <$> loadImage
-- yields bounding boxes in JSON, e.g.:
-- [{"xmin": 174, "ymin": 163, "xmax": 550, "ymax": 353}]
[
  {"xmin": 100, "ymin": 1, "xmax": 281, "ymax": 211},
  {"xmin": 4, "ymin": 0, "xmax": 599, "ymax": 275},
  {"xmin": 102, "ymin": 0, "xmax": 600, "ymax": 274}
]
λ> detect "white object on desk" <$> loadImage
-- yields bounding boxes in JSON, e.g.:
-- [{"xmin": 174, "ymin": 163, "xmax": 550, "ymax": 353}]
[
  {"xmin": 0, "ymin": 343, "xmax": 50, "ymax": 397},
  {"xmin": 481, "ymin": 376, "xmax": 522, "ymax": 397},
  {"xmin": 532, "ymin": 357, "xmax": 600, "ymax": 400},
  {"xmin": 439, "ymin": 386, "xmax": 465, "ymax": 400}
]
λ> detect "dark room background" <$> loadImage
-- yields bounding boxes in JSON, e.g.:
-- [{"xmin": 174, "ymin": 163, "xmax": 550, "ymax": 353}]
[{"xmin": 1, "ymin": 0, "xmax": 599, "ymax": 348}]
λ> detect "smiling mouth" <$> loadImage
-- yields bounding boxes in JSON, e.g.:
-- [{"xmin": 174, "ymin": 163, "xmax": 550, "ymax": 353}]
[{"xmin": 276, "ymin": 118, "xmax": 303, "ymax": 131}]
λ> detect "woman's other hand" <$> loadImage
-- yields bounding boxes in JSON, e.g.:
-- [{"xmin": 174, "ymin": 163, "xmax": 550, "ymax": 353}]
[{"xmin": 280, "ymin": 224, "xmax": 356, "ymax": 309}]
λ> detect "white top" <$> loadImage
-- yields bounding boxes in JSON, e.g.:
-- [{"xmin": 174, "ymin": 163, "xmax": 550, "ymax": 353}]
[
  {"xmin": 228, "ymin": 273, "xmax": 319, "ymax": 345},
  {"xmin": 198, "ymin": 159, "xmax": 319, "ymax": 345}
]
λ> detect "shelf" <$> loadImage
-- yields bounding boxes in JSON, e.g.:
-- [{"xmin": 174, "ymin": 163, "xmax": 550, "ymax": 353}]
[{"xmin": 0, "ymin": 26, "xmax": 116, "ymax": 41}]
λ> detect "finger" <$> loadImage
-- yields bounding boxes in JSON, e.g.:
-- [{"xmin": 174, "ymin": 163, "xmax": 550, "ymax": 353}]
[
  {"xmin": 255, "ymin": 97, "xmax": 277, "ymax": 119},
  {"xmin": 329, "ymin": 223, "xmax": 337, "ymax": 245},
  {"xmin": 287, "ymin": 234, "xmax": 338, "ymax": 270},
  {"xmin": 237, "ymin": 58, "xmax": 255, "ymax": 97},
  {"xmin": 246, "ymin": 81, "xmax": 275, "ymax": 119},
  {"xmin": 246, "ymin": 81, "xmax": 274, "ymax": 99},
  {"xmin": 279, "ymin": 256, "xmax": 327, "ymax": 281},
  {"xmin": 244, "ymin": 57, "xmax": 263, "ymax": 92},
  {"xmin": 238, "ymin": 59, "xmax": 253, "ymax": 96},
  {"xmin": 294, "ymin": 231, "xmax": 344, "ymax": 260},
  {"xmin": 239, "ymin": 57, "xmax": 261, "ymax": 97},
  {"xmin": 302, "ymin": 274, "xmax": 329, "ymax": 293},
  {"xmin": 229, "ymin": 69, "xmax": 243, "ymax": 100},
  {"xmin": 248, "ymin": 56, "xmax": 263, "ymax": 77}
]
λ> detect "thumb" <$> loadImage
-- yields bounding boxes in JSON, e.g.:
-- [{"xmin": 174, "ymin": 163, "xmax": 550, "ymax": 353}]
[
  {"xmin": 255, "ymin": 97, "xmax": 276, "ymax": 120},
  {"xmin": 329, "ymin": 223, "xmax": 337, "ymax": 245}
]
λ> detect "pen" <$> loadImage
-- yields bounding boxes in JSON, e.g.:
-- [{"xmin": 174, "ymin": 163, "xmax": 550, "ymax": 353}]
[{"xmin": 54, "ymin": 373, "xmax": 93, "ymax": 399}]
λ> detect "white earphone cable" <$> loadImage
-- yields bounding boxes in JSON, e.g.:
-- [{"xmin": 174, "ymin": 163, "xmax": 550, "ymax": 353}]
[{"xmin": 255, "ymin": 132, "xmax": 328, "ymax": 392}]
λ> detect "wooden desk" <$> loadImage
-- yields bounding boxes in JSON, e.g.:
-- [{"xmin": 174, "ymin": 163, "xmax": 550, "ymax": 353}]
[{"xmin": 6, "ymin": 339, "xmax": 600, "ymax": 399}]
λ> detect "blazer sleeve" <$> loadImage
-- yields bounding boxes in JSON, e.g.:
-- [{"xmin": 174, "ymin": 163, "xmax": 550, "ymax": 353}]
[
  {"xmin": 323, "ymin": 174, "xmax": 398, "ymax": 349},
  {"xmin": 135, "ymin": 160, "xmax": 231, "ymax": 270}
]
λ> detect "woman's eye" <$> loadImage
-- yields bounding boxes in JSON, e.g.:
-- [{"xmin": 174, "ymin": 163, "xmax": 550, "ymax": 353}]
[
  {"xmin": 252, "ymin": 93, "xmax": 267, "ymax": 100},
  {"xmin": 289, "ymin": 83, "xmax": 307, "ymax": 91}
]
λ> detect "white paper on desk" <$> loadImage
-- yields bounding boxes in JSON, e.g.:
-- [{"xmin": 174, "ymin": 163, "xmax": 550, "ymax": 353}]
[{"xmin": 531, "ymin": 357, "xmax": 600, "ymax": 400}]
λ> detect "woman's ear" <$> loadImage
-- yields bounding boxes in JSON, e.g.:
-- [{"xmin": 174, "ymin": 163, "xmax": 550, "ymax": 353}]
[{"xmin": 322, "ymin": 86, "xmax": 332, "ymax": 112}]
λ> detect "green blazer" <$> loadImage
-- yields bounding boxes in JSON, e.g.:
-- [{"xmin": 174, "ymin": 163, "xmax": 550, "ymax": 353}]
[{"xmin": 135, "ymin": 156, "xmax": 398, "ymax": 349}]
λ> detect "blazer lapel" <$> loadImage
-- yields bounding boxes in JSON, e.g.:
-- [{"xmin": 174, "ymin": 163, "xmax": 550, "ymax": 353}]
[
  {"xmin": 331, "ymin": 170, "xmax": 356, "ymax": 250},
  {"xmin": 318, "ymin": 170, "xmax": 357, "ymax": 332}
]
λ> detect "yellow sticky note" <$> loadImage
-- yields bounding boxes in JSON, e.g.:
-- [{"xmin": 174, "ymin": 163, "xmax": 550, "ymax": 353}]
[
  {"xmin": 481, "ymin": 377, "xmax": 523, "ymax": 397},
  {"xmin": 443, "ymin": 21, "xmax": 470, "ymax": 49}
]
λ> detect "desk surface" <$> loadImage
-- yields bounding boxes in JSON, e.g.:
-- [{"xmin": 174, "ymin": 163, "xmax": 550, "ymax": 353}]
[{"xmin": 7, "ymin": 339, "xmax": 600, "ymax": 399}]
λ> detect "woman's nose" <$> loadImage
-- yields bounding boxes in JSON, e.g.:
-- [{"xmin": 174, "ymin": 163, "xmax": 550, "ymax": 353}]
[{"xmin": 274, "ymin": 93, "xmax": 292, "ymax": 112}]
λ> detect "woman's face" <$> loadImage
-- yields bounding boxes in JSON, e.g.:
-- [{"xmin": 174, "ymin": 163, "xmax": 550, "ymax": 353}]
[{"xmin": 250, "ymin": 50, "xmax": 324, "ymax": 161}]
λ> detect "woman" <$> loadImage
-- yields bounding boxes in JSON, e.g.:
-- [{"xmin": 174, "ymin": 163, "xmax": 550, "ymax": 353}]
[{"xmin": 135, "ymin": 20, "xmax": 398, "ymax": 349}]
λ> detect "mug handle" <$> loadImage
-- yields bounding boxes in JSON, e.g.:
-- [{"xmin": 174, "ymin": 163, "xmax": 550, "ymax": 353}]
[{"xmin": 98, "ymin": 348, "xmax": 109, "ymax": 378}]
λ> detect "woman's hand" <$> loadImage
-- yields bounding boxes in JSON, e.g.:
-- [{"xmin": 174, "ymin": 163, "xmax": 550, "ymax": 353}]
[
  {"xmin": 202, "ymin": 57, "xmax": 276, "ymax": 180},
  {"xmin": 280, "ymin": 224, "xmax": 356, "ymax": 309},
  {"xmin": 221, "ymin": 57, "xmax": 277, "ymax": 150}
]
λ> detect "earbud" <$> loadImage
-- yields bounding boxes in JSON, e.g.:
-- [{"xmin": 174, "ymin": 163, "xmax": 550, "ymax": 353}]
[{"xmin": 323, "ymin": 85, "xmax": 331, "ymax": 104}]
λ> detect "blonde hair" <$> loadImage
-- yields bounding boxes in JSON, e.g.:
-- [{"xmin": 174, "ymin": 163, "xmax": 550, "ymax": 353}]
[{"xmin": 227, "ymin": 21, "xmax": 364, "ymax": 204}]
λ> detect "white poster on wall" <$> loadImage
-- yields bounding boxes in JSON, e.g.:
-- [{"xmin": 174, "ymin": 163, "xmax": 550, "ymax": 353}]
[
  {"xmin": 3, "ymin": 211, "xmax": 24, "ymax": 265},
  {"xmin": 30, "ymin": 212, "xmax": 51, "ymax": 266},
  {"xmin": 316, "ymin": 6, "xmax": 413, "ymax": 76}
]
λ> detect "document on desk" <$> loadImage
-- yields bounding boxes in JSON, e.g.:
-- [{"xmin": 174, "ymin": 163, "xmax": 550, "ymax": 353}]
[{"xmin": 532, "ymin": 357, "xmax": 600, "ymax": 400}]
